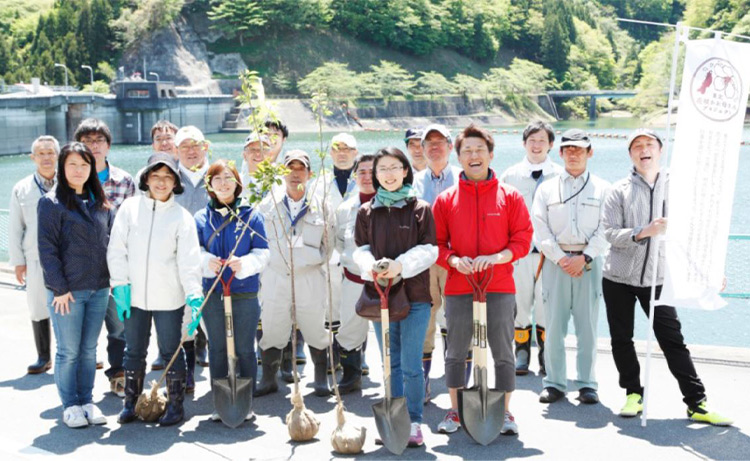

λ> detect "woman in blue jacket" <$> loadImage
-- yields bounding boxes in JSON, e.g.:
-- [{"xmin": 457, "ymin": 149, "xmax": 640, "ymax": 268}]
[
  {"xmin": 194, "ymin": 160, "xmax": 269, "ymax": 421},
  {"xmin": 37, "ymin": 142, "xmax": 113, "ymax": 429}
]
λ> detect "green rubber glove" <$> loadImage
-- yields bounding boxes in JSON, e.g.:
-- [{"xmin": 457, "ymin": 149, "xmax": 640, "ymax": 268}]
[
  {"xmin": 113, "ymin": 285, "xmax": 131, "ymax": 322},
  {"xmin": 186, "ymin": 294, "xmax": 205, "ymax": 336}
]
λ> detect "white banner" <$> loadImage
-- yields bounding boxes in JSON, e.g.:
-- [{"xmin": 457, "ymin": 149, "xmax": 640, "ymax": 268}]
[{"xmin": 660, "ymin": 37, "xmax": 750, "ymax": 310}]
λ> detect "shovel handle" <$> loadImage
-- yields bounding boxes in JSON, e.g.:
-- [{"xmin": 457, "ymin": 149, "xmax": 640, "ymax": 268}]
[
  {"xmin": 465, "ymin": 270, "xmax": 493, "ymax": 302},
  {"xmin": 218, "ymin": 259, "xmax": 237, "ymax": 297},
  {"xmin": 373, "ymin": 271, "xmax": 394, "ymax": 398},
  {"xmin": 223, "ymin": 291, "xmax": 237, "ymax": 364}
]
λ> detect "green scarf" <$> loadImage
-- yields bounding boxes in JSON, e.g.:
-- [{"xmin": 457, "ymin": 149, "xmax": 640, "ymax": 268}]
[{"xmin": 376, "ymin": 184, "xmax": 416, "ymax": 207}]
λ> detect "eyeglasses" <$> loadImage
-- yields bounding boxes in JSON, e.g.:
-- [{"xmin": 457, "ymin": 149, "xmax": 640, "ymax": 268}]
[
  {"xmin": 424, "ymin": 140, "xmax": 448, "ymax": 148},
  {"xmin": 211, "ymin": 175, "xmax": 236, "ymax": 185},
  {"xmin": 355, "ymin": 168, "xmax": 373, "ymax": 176},
  {"xmin": 81, "ymin": 138, "xmax": 108, "ymax": 146},
  {"xmin": 178, "ymin": 142, "xmax": 205, "ymax": 152},
  {"xmin": 376, "ymin": 165, "xmax": 404, "ymax": 174},
  {"xmin": 154, "ymin": 135, "xmax": 175, "ymax": 143},
  {"xmin": 333, "ymin": 146, "xmax": 355, "ymax": 153}
]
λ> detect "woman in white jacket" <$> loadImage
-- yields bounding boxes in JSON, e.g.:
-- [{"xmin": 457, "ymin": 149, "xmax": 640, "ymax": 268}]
[{"xmin": 107, "ymin": 153, "xmax": 204, "ymax": 427}]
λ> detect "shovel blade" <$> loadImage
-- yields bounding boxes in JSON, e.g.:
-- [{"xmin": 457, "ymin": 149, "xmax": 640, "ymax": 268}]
[
  {"xmin": 372, "ymin": 396, "xmax": 410, "ymax": 455},
  {"xmin": 458, "ymin": 380, "xmax": 505, "ymax": 446},
  {"xmin": 212, "ymin": 376, "xmax": 253, "ymax": 428}
]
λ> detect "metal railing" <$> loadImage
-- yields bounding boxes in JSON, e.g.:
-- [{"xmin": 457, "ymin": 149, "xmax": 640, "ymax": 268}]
[{"xmin": 0, "ymin": 206, "xmax": 747, "ymax": 298}]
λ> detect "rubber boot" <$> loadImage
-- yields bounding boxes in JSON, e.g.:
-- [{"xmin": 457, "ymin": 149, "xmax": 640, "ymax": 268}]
[
  {"xmin": 326, "ymin": 322, "xmax": 341, "ymax": 375},
  {"xmin": 256, "ymin": 320, "xmax": 263, "ymax": 365},
  {"xmin": 253, "ymin": 347, "xmax": 281, "ymax": 397},
  {"xmin": 118, "ymin": 369, "xmax": 144, "ymax": 424},
  {"xmin": 195, "ymin": 327, "xmax": 209, "ymax": 367},
  {"xmin": 280, "ymin": 341, "xmax": 294, "ymax": 383},
  {"xmin": 440, "ymin": 327, "xmax": 448, "ymax": 360},
  {"xmin": 536, "ymin": 326, "xmax": 546, "ymax": 376},
  {"xmin": 465, "ymin": 350, "xmax": 473, "ymax": 386},
  {"xmin": 308, "ymin": 346, "xmax": 331, "ymax": 397},
  {"xmin": 423, "ymin": 353, "xmax": 432, "ymax": 404},
  {"xmin": 361, "ymin": 339, "xmax": 369, "ymax": 376},
  {"xmin": 28, "ymin": 320, "xmax": 52, "ymax": 374},
  {"xmin": 515, "ymin": 326, "xmax": 532, "ymax": 375},
  {"xmin": 337, "ymin": 347, "xmax": 362, "ymax": 394},
  {"xmin": 159, "ymin": 370, "xmax": 186, "ymax": 426},
  {"xmin": 295, "ymin": 329, "xmax": 307, "ymax": 365},
  {"xmin": 183, "ymin": 340, "xmax": 196, "ymax": 394}
]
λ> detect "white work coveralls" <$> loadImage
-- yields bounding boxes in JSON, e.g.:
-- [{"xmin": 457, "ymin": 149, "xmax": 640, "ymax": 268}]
[{"xmin": 532, "ymin": 169, "xmax": 610, "ymax": 392}]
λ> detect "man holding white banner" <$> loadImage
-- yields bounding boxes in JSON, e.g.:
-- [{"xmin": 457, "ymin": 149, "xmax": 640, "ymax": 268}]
[
  {"xmin": 660, "ymin": 35, "xmax": 750, "ymax": 309},
  {"xmin": 601, "ymin": 129, "xmax": 732, "ymax": 426}
]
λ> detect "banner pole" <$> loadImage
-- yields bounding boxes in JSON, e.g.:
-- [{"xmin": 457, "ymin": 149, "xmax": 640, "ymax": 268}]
[{"xmin": 641, "ymin": 21, "xmax": 684, "ymax": 428}]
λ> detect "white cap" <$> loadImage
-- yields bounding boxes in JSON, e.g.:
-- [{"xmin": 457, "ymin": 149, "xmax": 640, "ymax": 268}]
[
  {"xmin": 421, "ymin": 124, "xmax": 452, "ymax": 144},
  {"xmin": 174, "ymin": 126, "xmax": 205, "ymax": 147},
  {"xmin": 244, "ymin": 132, "xmax": 271, "ymax": 147},
  {"xmin": 331, "ymin": 133, "xmax": 357, "ymax": 149}
]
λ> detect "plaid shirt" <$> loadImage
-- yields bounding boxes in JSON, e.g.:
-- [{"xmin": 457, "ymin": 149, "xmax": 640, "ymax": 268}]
[{"xmin": 102, "ymin": 162, "xmax": 135, "ymax": 214}]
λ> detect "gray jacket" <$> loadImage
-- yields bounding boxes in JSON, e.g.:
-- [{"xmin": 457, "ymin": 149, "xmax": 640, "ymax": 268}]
[
  {"xmin": 175, "ymin": 173, "xmax": 209, "ymax": 217},
  {"xmin": 602, "ymin": 168, "xmax": 668, "ymax": 287}
]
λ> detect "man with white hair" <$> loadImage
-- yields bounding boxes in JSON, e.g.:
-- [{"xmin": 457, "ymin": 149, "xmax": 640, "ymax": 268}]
[{"xmin": 9, "ymin": 135, "xmax": 60, "ymax": 374}]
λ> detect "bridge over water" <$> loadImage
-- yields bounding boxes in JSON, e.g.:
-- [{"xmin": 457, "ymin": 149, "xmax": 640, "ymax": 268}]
[{"xmin": 544, "ymin": 89, "xmax": 639, "ymax": 120}]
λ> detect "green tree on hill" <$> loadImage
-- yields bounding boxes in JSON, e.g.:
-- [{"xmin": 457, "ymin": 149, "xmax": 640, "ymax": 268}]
[
  {"xmin": 208, "ymin": 0, "xmax": 266, "ymax": 46},
  {"xmin": 298, "ymin": 61, "xmax": 361, "ymax": 99}
]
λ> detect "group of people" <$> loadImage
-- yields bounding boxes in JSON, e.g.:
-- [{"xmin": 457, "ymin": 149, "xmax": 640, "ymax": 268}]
[{"xmin": 9, "ymin": 114, "xmax": 732, "ymax": 446}]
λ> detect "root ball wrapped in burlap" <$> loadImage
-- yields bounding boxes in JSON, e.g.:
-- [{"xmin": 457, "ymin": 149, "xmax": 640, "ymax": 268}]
[
  {"xmin": 331, "ymin": 403, "xmax": 366, "ymax": 454},
  {"xmin": 135, "ymin": 380, "xmax": 167, "ymax": 422},
  {"xmin": 286, "ymin": 390, "xmax": 320, "ymax": 441}
]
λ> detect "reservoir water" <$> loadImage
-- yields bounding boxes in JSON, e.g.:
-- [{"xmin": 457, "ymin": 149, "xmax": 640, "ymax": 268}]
[{"xmin": 1, "ymin": 118, "xmax": 749, "ymax": 349}]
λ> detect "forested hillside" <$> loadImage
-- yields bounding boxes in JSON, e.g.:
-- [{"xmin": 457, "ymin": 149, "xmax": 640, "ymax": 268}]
[{"xmin": 1, "ymin": 0, "xmax": 747, "ymax": 118}]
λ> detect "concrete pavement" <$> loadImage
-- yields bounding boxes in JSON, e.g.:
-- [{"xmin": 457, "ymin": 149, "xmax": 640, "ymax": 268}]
[{"xmin": 0, "ymin": 271, "xmax": 749, "ymax": 460}]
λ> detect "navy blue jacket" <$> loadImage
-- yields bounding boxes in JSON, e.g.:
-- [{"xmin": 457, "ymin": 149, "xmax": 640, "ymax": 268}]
[
  {"xmin": 37, "ymin": 190, "xmax": 113, "ymax": 296},
  {"xmin": 195, "ymin": 201, "xmax": 268, "ymax": 294}
]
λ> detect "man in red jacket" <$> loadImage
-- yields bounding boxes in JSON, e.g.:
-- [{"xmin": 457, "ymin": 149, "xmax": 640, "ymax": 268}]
[{"xmin": 432, "ymin": 124, "xmax": 533, "ymax": 436}]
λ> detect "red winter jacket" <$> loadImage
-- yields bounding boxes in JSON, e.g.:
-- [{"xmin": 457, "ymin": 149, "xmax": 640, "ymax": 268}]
[{"xmin": 432, "ymin": 171, "xmax": 533, "ymax": 296}]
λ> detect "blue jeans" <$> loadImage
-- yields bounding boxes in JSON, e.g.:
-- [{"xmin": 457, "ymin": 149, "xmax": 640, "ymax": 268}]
[
  {"xmin": 124, "ymin": 307, "xmax": 185, "ymax": 373},
  {"xmin": 372, "ymin": 302, "xmax": 431, "ymax": 424},
  {"xmin": 202, "ymin": 292, "xmax": 261, "ymax": 388},
  {"xmin": 104, "ymin": 294, "xmax": 126, "ymax": 379},
  {"xmin": 47, "ymin": 288, "xmax": 109, "ymax": 409}
]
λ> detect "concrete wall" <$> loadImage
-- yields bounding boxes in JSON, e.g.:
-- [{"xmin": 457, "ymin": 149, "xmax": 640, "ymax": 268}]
[{"xmin": 0, "ymin": 94, "xmax": 234, "ymax": 156}]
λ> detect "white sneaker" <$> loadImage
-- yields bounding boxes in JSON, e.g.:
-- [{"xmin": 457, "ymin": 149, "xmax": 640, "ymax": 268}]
[
  {"xmin": 210, "ymin": 411, "xmax": 221, "ymax": 421},
  {"xmin": 246, "ymin": 410, "xmax": 255, "ymax": 421},
  {"xmin": 500, "ymin": 411, "xmax": 518, "ymax": 435},
  {"xmin": 82, "ymin": 403, "xmax": 107, "ymax": 425},
  {"xmin": 63, "ymin": 406, "xmax": 88, "ymax": 428}
]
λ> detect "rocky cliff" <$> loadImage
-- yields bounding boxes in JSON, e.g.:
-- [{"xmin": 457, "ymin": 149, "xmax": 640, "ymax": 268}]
[{"xmin": 118, "ymin": 14, "xmax": 244, "ymax": 95}]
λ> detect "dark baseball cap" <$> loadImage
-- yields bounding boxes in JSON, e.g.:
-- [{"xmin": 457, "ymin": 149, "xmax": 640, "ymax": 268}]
[
  {"xmin": 627, "ymin": 128, "xmax": 663, "ymax": 150},
  {"xmin": 559, "ymin": 129, "xmax": 591, "ymax": 148},
  {"xmin": 404, "ymin": 128, "xmax": 423, "ymax": 143},
  {"xmin": 139, "ymin": 152, "xmax": 184, "ymax": 194}
]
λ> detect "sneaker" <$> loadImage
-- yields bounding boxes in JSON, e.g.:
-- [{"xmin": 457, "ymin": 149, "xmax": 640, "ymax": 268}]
[
  {"xmin": 110, "ymin": 371, "xmax": 126, "ymax": 398},
  {"xmin": 82, "ymin": 403, "xmax": 107, "ymax": 425},
  {"xmin": 210, "ymin": 411, "xmax": 221, "ymax": 421},
  {"xmin": 63, "ymin": 405, "xmax": 88, "ymax": 428},
  {"xmin": 619, "ymin": 393, "xmax": 643, "ymax": 417},
  {"xmin": 437, "ymin": 410, "xmax": 461, "ymax": 434},
  {"xmin": 687, "ymin": 401, "xmax": 733, "ymax": 426},
  {"xmin": 501, "ymin": 411, "xmax": 518, "ymax": 435},
  {"xmin": 408, "ymin": 422, "xmax": 424, "ymax": 447}
]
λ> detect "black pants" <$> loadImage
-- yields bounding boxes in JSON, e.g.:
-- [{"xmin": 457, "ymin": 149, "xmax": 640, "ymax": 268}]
[{"xmin": 602, "ymin": 278, "xmax": 705, "ymax": 407}]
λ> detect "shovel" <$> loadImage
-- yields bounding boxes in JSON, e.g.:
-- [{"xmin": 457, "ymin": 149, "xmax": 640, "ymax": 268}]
[
  {"xmin": 212, "ymin": 268, "xmax": 253, "ymax": 428},
  {"xmin": 371, "ymin": 273, "xmax": 410, "ymax": 455},
  {"xmin": 458, "ymin": 270, "xmax": 506, "ymax": 446}
]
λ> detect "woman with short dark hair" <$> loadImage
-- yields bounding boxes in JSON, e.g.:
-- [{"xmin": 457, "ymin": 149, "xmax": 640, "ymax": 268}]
[
  {"xmin": 107, "ymin": 153, "xmax": 204, "ymax": 427},
  {"xmin": 38, "ymin": 142, "xmax": 113, "ymax": 428},
  {"xmin": 353, "ymin": 147, "xmax": 438, "ymax": 447}
]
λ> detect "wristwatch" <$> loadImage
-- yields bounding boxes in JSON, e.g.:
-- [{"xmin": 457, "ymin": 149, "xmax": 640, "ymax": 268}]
[{"xmin": 583, "ymin": 254, "xmax": 592, "ymax": 272}]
